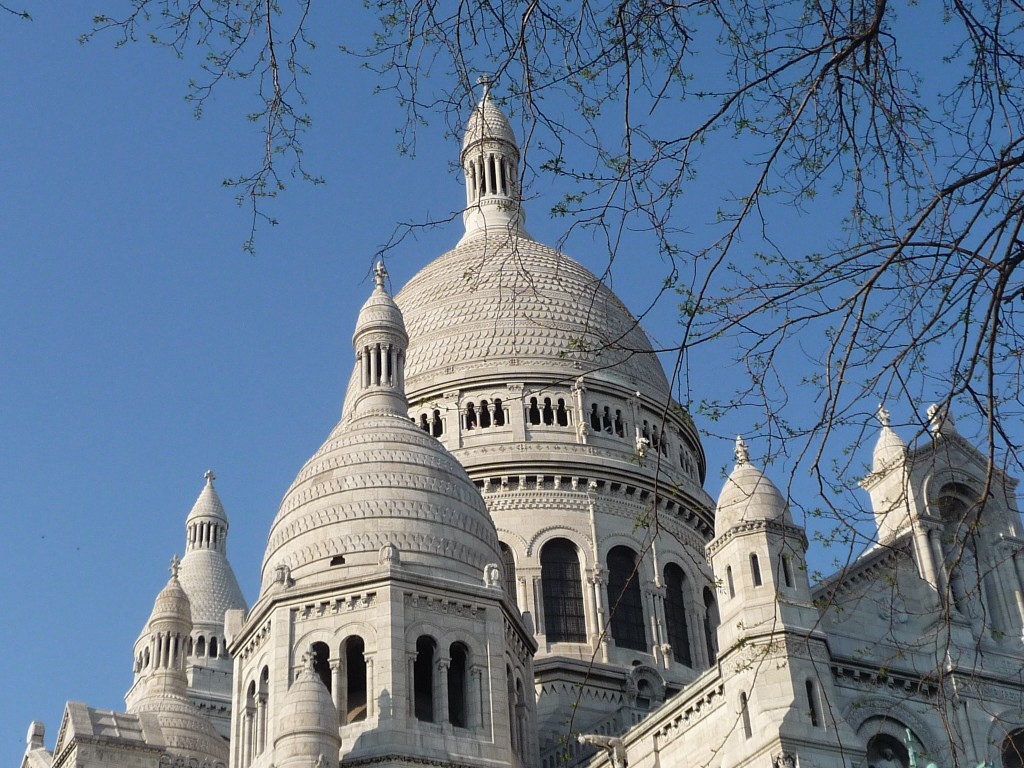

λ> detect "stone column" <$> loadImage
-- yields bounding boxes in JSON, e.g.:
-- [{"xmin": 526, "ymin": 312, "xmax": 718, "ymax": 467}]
[
  {"xmin": 331, "ymin": 659, "xmax": 345, "ymax": 724},
  {"xmin": 255, "ymin": 693, "xmax": 267, "ymax": 754},
  {"xmin": 366, "ymin": 655, "xmax": 376, "ymax": 718},
  {"xmin": 469, "ymin": 665, "xmax": 484, "ymax": 730},
  {"xmin": 436, "ymin": 658, "xmax": 450, "ymax": 725}
]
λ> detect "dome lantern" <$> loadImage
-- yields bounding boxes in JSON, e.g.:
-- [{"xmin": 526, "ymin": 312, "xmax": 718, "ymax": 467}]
[
  {"xmin": 460, "ymin": 76, "xmax": 530, "ymax": 242},
  {"xmin": 350, "ymin": 262, "xmax": 410, "ymax": 418}
]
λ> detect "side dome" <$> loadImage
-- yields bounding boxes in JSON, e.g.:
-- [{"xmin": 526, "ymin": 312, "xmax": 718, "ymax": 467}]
[
  {"xmin": 397, "ymin": 235, "xmax": 672, "ymax": 400},
  {"xmin": 715, "ymin": 437, "xmax": 793, "ymax": 536},
  {"xmin": 261, "ymin": 268, "xmax": 502, "ymax": 595},
  {"xmin": 147, "ymin": 560, "xmax": 192, "ymax": 626}
]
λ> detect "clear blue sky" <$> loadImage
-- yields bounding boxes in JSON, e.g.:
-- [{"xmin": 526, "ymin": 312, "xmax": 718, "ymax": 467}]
[{"xmin": 0, "ymin": 5, "xmax": 1002, "ymax": 766}]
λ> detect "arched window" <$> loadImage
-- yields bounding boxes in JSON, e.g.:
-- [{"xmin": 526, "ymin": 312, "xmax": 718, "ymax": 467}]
[
  {"xmin": 493, "ymin": 398, "xmax": 505, "ymax": 426},
  {"xmin": 740, "ymin": 692, "xmax": 752, "ymax": 739},
  {"xmin": 602, "ymin": 407, "xmax": 613, "ymax": 433},
  {"xmin": 541, "ymin": 539, "xmax": 586, "ymax": 642},
  {"xmin": 703, "ymin": 587, "xmax": 719, "ymax": 665},
  {"xmin": 590, "ymin": 404, "xmax": 601, "ymax": 430},
  {"xmin": 937, "ymin": 482, "xmax": 985, "ymax": 617},
  {"xmin": 528, "ymin": 398, "xmax": 541, "ymax": 425},
  {"xmin": 143, "ymin": 647, "xmax": 150, "ymax": 668},
  {"xmin": 257, "ymin": 666, "xmax": 269, "ymax": 754},
  {"xmin": 448, "ymin": 642, "xmax": 469, "ymax": 728},
  {"xmin": 1003, "ymin": 728, "xmax": 1024, "ymax": 768},
  {"xmin": 479, "ymin": 400, "xmax": 492, "ymax": 428},
  {"xmin": 500, "ymin": 542, "xmax": 518, "ymax": 606},
  {"xmin": 727, "ymin": 566, "xmax": 736, "ymax": 598},
  {"xmin": 750, "ymin": 553, "xmax": 763, "ymax": 587},
  {"xmin": 196, "ymin": 635, "xmax": 206, "ymax": 657},
  {"xmin": 414, "ymin": 636, "xmax": 436, "ymax": 722},
  {"xmin": 866, "ymin": 733, "xmax": 910, "ymax": 768},
  {"xmin": 781, "ymin": 554, "xmax": 795, "ymax": 588},
  {"xmin": 465, "ymin": 402, "xmax": 478, "ymax": 430},
  {"xmin": 607, "ymin": 546, "xmax": 647, "ymax": 651},
  {"xmin": 542, "ymin": 397, "xmax": 554, "ymax": 425},
  {"xmin": 344, "ymin": 636, "xmax": 367, "ymax": 723},
  {"xmin": 636, "ymin": 680, "xmax": 654, "ymax": 710},
  {"xmin": 663, "ymin": 563, "xmax": 693, "ymax": 667},
  {"xmin": 556, "ymin": 399, "xmax": 569, "ymax": 426},
  {"xmin": 311, "ymin": 641, "xmax": 331, "ymax": 692},
  {"xmin": 614, "ymin": 410, "xmax": 625, "ymax": 437},
  {"xmin": 805, "ymin": 679, "xmax": 821, "ymax": 727},
  {"xmin": 209, "ymin": 636, "xmax": 219, "ymax": 658}
]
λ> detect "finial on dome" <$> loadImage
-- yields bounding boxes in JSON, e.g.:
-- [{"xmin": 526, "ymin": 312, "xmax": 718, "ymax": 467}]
[
  {"xmin": 927, "ymin": 402, "xmax": 954, "ymax": 437},
  {"xmin": 169, "ymin": 554, "xmax": 181, "ymax": 579},
  {"xmin": 477, "ymin": 73, "xmax": 494, "ymax": 101},
  {"xmin": 204, "ymin": 468, "xmax": 215, "ymax": 485},
  {"xmin": 876, "ymin": 404, "xmax": 890, "ymax": 428},
  {"xmin": 734, "ymin": 436, "xmax": 750, "ymax": 466},
  {"xmin": 374, "ymin": 261, "xmax": 387, "ymax": 291}
]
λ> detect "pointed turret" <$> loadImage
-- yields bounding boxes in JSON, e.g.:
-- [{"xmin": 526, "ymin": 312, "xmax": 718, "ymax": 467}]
[
  {"xmin": 272, "ymin": 648, "xmax": 341, "ymax": 768},
  {"xmin": 350, "ymin": 261, "xmax": 410, "ymax": 417},
  {"xmin": 459, "ymin": 76, "xmax": 530, "ymax": 242},
  {"xmin": 861, "ymin": 406, "xmax": 912, "ymax": 543},
  {"xmin": 127, "ymin": 556, "xmax": 192, "ymax": 709},
  {"xmin": 714, "ymin": 436, "xmax": 793, "ymax": 538}
]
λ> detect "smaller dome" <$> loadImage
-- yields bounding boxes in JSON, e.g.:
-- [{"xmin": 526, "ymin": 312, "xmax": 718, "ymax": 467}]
[
  {"xmin": 715, "ymin": 437, "xmax": 793, "ymax": 536},
  {"xmin": 186, "ymin": 470, "xmax": 227, "ymax": 526},
  {"xmin": 147, "ymin": 557, "xmax": 192, "ymax": 629},
  {"xmin": 352, "ymin": 263, "xmax": 408, "ymax": 348},
  {"xmin": 278, "ymin": 652, "xmax": 339, "ymax": 737},
  {"xmin": 872, "ymin": 406, "xmax": 906, "ymax": 474},
  {"xmin": 461, "ymin": 81, "xmax": 517, "ymax": 153}
]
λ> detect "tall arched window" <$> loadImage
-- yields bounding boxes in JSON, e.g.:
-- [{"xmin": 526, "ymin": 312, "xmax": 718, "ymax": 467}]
[
  {"xmin": 805, "ymin": 679, "xmax": 822, "ymax": 727},
  {"xmin": 663, "ymin": 563, "xmax": 693, "ymax": 667},
  {"xmin": 1003, "ymin": 728, "xmax": 1024, "ymax": 768},
  {"xmin": 448, "ymin": 642, "xmax": 469, "ymax": 728},
  {"xmin": 780, "ymin": 554, "xmax": 795, "ymax": 588},
  {"xmin": 500, "ymin": 542, "xmax": 518, "ymax": 606},
  {"xmin": 541, "ymin": 539, "xmax": 586, "ymax": 642},
  {"xmin": 750, "ymin": 553, "xmax": 763, "ymax": 587},
  {"xmin": 607, "ymin": 546, "xmax": 647, "ymax": 651},
  {"xmin": 740, "ymin": 692, "xmax": 752, "ymax": 739},
  {"xmin": 344, "ymin": 636, "xmax": 367, "ymax": 723},
  {"xmin": 703, "ymin": 587, "xmax": 719, "ymax": 665},
  {"xmin": 311, "ymin": 641, "xmax": 332, "ymax": 693},
  {"xmin": 414, "ymin": 636, "xmax": 436, "ymax": 722}
]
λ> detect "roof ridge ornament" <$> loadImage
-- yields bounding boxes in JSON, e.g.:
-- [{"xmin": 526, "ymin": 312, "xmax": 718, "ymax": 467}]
[
  {"xmin": 477, "ymin": 73, "xmax": 494, "ymax": 101},
  {"xmin": 876, "ymin": 404, "xmax": 891, "ymax": 428}
]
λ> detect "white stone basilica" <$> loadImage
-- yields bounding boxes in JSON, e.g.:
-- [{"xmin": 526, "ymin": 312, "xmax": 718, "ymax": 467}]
[{"xmin": 20, "ymin": 86, "xmax": 1024, "ymax": 768}]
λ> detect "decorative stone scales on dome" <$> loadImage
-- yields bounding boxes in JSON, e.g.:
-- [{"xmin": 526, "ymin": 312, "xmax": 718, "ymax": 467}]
[{"xmin": 261, "ymin": 272, "xmax": 504, "ymax": 593}]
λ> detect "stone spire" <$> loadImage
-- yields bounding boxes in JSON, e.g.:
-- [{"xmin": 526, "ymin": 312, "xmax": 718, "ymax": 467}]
[
  {"xmin": 350, "ymin": 261, "xmax": 410, "ymax": 417},
  {"xmin": 185, "ymin": 469, "xmax": 227, "ymax": 556},
  {"xmin": 459, "ymin": 76, "xmax": 530, "ymax": 242},
  {"xmin": 871, "ymin": 404, "xmax": 907, "ymax": 474}
]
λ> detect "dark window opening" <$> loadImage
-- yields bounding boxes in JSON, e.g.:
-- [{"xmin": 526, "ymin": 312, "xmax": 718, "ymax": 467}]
[
  {"xmin": 602, "ymin": 407, "xmax": 613, "ymax": 433},
  {"xmin": 465, "ymin": 402, "xmax": 478, "ymax": 430},
  {"xmin": 431, "ymin": 410, "xmax": 443, "ymax": 437},
  {"xmin": 500, "ymin": 542, "xmax": 518, "ymax": 606},
  {"xmin": 528, "ymin": 398, "xmax": 541, "ymax": 425},
  {"xmin": 751, "ymin": 553, "xmax": 763, "ymax": 587},
  {"xmin": 448, "ymin": 642, "xmax": 469, "ymax": 727},
  {"xmin": 781, "ymin": 555, "xmax": 794, "ymax": 588},
  {"xmin": 541, "ymin": 539, "xmax": 586, "ymax": 642},
  {"xmin": 345, "ymin": 637, "xmax": 367, "ymax": 723},
  {"xmin": 664, "ymin": 563, "xmax": 692, "ymax": 667},
  {"xmin": 806, "ymin": 679, "xmax": 821, "ymax": 727},
  {"xmin": 740, "ymin": 693, "xmax": 752, "ymax": 739},
  {"xmin": 542, "ymin": 397, "xmax": 554, "ymax": 425},
  {"xmin": 590, "ymin": 404, "xmax": 601, "ymax": 430},
  {"xmin": 414, "ymin": 636, "xmax": 436, "ymax": 722},
  {"xmin": 703, "ymin": 587, "xmax": 719, "ymax": 665},
  {"xmin": 479, "ymin": 400, "xmax": 491, "ymax": 428},
  {"xmin": 493, "ymin": 399, "xmax": 505, "ymax": 426},
  {"xmin": 556, "ymin": 399, "xmax": 569, "ymax": 426},
  {"xmin": 311, "ymin": 641, "xmax": 331, "ymax": 692},
  {"xmin": 209, "ymin": 636, "xmax": 219, "ymax": 659},
  {"xmin": 419, "ymin": 414, "xmax": 429, "ymax": 432},
  {"xmin": 614, "ymin": 410, "xmax": 625, "ymax": 437},
  {"xmin": 330, "ymin": 555, "xmax": 346, "ymax": 566},
  {"xmin": 607, "ymin": 546, "xmax": 647, "ymax": 651}
]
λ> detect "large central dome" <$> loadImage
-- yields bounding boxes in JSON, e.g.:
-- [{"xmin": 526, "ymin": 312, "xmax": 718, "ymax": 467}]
[{"xmin": 397, "ymin": 234, "xmax": 672, "ymax": 400}]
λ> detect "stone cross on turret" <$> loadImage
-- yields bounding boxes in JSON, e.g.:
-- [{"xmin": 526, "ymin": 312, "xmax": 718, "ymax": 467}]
[{"xmin": 169, "ymin": 554, "xmax": 180, "ymax": 579}]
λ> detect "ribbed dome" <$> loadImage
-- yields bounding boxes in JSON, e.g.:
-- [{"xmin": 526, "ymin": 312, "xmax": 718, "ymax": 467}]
[
  {"xmin": 262, "ymin": 275, "xmax": 501, "ymax": 595},
  {"xmin": 147, "ymin": 564, "xmax": 192, "ymax": 627},
  {"xmin": 715, "ymin": 438, "xmax": 793, "ymax": 536},
  {"xmin": 462, "ymin": 89, "xmax": 517, "ymax": 152},
  {"xmin": 178, "ymin": 550, "xmax": 247, "ymax": 624},
  {"xmin": 396, "ymin": 235, "xmax": 671, "ymax": 399},
  {"xmin": 185, "ymin": 471, "xmax": 227, "ymax": 526},
  {"xmin": 278, "ymin": 662, "xmax": 338, "ymax": 736},
  {"xmin": 261, "ymin": 412, "xmax": 502, "ymax": 593}
]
